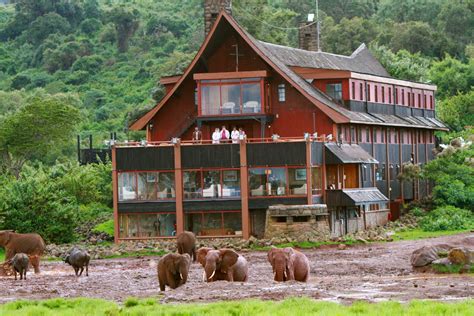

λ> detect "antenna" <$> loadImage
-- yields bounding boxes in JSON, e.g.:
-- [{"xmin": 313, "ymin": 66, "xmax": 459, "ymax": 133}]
[{"xmin": 316, "ymin": 0, "xmax": 321, "ymax": 51}]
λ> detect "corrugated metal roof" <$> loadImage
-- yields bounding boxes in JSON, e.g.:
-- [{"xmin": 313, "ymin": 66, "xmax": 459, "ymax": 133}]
[
  {"xmin": 343, "ymin": 188, "xmax": 389, "ymax": 204},
  {"xmin": 260, "ymin": 42, "xmax": 391, "ymax": 77},
  {"xmin": 325, "ymin": 143, "xmax": 378, "ymax": 164}
]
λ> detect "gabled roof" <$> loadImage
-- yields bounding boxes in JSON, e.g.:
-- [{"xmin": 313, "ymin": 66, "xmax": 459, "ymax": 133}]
[
  {"xmin": 130, "ymin": 11, "xmax": 447, "ymax": 132},
  {"xmin": 260, "ymin": 42, "xmax": 390, "ymax": 77}
]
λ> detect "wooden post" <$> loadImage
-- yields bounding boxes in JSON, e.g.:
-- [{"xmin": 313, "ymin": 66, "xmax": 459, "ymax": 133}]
[
  {"xmin": 112, "ymin": 146, "xmax": 119, "ymax": 243},
  {"xmin": 305, "ymin": 139, "xmax": 312, "ymax": 205},
  {"xmin": 321, "ymin": 135, "xmax": 326, "ymax": 203},
  {"xmin": 174, "ymin": 142, "xmax": 184, "ymax": 235},
  {"xmin": 239, "ymin": 139, "xmax": 250, "ymax": 239},
  {"xmin": 385, "ymin": 128, "xmax": 391, "ymax": 201}
]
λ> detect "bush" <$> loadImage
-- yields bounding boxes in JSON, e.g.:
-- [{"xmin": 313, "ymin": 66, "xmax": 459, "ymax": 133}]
[
  {"xmin": 420, "ymin": 206, "xmax": 473, "ymax": 232},
  {"xmin": 92, "ymin": 220, "xmax": 114, "ymax": 238}
]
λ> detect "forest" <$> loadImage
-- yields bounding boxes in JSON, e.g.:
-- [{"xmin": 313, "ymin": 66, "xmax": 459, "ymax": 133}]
[{"xmin": 0, "ymin": 0, "xmax": 472, "ymax": 243}]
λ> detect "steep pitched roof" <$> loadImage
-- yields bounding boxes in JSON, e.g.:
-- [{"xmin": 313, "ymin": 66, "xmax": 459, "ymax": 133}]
[
  {"xmin": 130, "ymin": 11, "xmax": 446, "ymax": 132},
  {"xmin": 260, "ymin": 42, "xmax": 390, "ymax": 77}
]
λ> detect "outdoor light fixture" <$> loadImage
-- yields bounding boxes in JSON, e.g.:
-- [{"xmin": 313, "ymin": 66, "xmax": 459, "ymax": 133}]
[
  {"xmin": 313, "ymin": 132, "xmax": 318, "ymax": 139},
  {"xmin": 272, "ymin": 134, "xmax": 280, "ymax": 141},
  {"xmin": 140, "ymin": 139, "xmax": 147, "ymax": 147},
  {"xmin": 304, "ymin": 132, "xmax": 310, "ymax": 140},
  {"xmin": 148, "ymin": 123, "xmax": 154, "ymax": 130},
  {"xmin": 171, "ymin": 137, "xmax": 181, "ymax": 144},
  {"xmin": 327, "ymin": 134, "xmax": 333, "ymax": 141}
]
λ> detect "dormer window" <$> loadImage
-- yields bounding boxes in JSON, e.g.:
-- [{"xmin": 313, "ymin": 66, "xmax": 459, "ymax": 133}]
[{"xmin": 326, "ymin": 83, "xmax": 342, "ymax": 102}]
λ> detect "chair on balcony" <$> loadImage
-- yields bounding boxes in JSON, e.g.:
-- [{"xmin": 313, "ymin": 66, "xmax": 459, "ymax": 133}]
[
  {"xmin": 222, "ymin": 102, "xmax": 235, "ymax": 114},
  {"xmin": 203, "ymin": 184, "xmax": 221, "ymax": 198},
  {"xmin": 251, "ymin": 185, "xmax": 265, "ymax": 196},
  {"xmin": 292, "ymin": 183, "xmax": 307, "ymax": 195},
  {"xmin": 243, "ymin": 101, "xmax": 259, "ymax": 113}
]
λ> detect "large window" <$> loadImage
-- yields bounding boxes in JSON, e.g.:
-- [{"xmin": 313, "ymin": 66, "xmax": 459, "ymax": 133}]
[
  {"xmin": 311, "ymin": 167, "xmax": 322, "ymax": 195},
  {"xmin": 249, "ymin": 168, "xmax": 286, "ymax": 197},
  {"xmin": 185, "ymin": 211, "xmax": 242, "ymax": 236},
  {"xmin": 183, "ymin": 169, "xmax": 240, "ymax": 200},
  {"xmin": 326, "ymin": 83, "xmax": 342, "ymax": 101},
  {"xmin": 119, "ymin": 213, "xmax": 176, "ymax": 238},
  {"xmin": 119, "ymin": 172, "xmax": 175, "ymax": 201},
  {"xmin": 199, "ymin": 78, "xmax": 263, "ymax": 115}
]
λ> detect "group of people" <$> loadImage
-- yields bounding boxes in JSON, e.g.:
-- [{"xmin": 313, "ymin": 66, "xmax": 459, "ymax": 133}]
[{"xmin": 192, "ymin": 126, "xmax": 246, "ymax": 144}]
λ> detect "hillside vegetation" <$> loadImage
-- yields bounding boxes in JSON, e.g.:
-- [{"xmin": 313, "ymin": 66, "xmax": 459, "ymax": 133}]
[{"xmin": 0, "ymin": 0, "xmax": 472, "ymax": 243}]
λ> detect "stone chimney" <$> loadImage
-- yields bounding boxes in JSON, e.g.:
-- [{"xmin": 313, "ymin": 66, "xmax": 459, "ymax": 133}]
[
  {"xmin": 298, "ymin": 22, "xmax": 319, "ymax": 51},
  {"xmin": 204, "ymin": 0, "xmax": 232, "ymax": 36}
]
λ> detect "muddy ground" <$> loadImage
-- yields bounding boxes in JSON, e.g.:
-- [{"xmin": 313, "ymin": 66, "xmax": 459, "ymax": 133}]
[{"xmin": 1, "ymin": 233, "xmax": 473, "ymax": 304}]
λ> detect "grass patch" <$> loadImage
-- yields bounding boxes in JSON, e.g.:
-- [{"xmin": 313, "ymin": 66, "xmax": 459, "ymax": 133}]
[
  {"xmin": 392, "ymin": 228, "xmax": 472, "ymax": 241},
  {"xmin": 0, "ymin": 297, "xmax": 473, "ymax": 315},
  {"xmin": 251, "ymin": 240, "xmax": 360, "ymax": 251},
  {"xmin": 0, "ymin": 248, "xmax": 4, "ymax": 262},
  {"xmin": 102, "ymin": 250, "xmax": 167, "ymax": 259},
  {"xmin": 432, "ymin": 263, "xmax": 474, "ymax": 274}
]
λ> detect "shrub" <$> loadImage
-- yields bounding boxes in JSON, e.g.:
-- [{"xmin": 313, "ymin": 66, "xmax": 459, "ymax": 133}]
[
  {"xmin": 420, "ymin": 206, "xmax": 473, "ymax": 231},
  {"xmin": 92, "ymin": 220, "xmax": 114, "ymax": 238}
]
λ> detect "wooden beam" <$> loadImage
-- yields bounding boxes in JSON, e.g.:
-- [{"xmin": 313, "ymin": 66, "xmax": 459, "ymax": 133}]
[
  {"xmin": 239, "ymin": 139, "xmax": 250, "ymax": 239},
  {"xmin": 305, "ymin": 139, "xmax": 312, "ymax": 205},
  {"xmin": 193, "ymin": 70, "xmax": 268, "ymax": 80},
  {"xmin": 174, "ymin": 142, "xmax": 184, "ymax": 235},
  {"xmin": 112, "ymin": 146, "xmax": 119, "ymax": 243}
]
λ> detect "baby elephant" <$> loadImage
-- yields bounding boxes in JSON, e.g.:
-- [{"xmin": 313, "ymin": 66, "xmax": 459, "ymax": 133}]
[
  {"xmin": 157, "ymin": 253, "xmax": 191, "ymax": 291},
  {"xmin": 8, "ymin": 253, "xmax": 29, "ymax": 280},
  {"xmin": 65, "ymin": 248, "xmax": 90, "ymax": 277}
]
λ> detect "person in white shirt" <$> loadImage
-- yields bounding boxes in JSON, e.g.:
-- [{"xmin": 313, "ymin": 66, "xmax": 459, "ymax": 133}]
[
  {"xmin": 220, "ymin": 125, "xmax": 230, "ymax": 141},
  {"xmin": 212, "ymin": 128, "xmax": 221, "ymax": 144},
  {"xmin": 231, "ymin": 126, "xmax": 240, "ymax": 143},
  {"xmin": 238, "ymin": 127, "xmax": 246, "ymax": 139}
]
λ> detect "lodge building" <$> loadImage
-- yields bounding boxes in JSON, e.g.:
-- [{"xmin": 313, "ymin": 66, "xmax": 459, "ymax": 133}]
[{"xmin": 111, "ymin": 1, "xmax": 447, "ymax": 242}]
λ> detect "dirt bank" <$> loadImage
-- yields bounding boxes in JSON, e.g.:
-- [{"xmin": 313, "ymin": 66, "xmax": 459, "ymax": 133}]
[{"xmin": 1, "ymin": 233, "xmax": 473, "ymax": 304}]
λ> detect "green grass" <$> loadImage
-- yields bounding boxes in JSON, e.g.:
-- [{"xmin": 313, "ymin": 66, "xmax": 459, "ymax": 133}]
[
  {"xmin": 392, "ymin": 228, "xmax": 472, "ymax": 241},
  {"xmin": 432, "ymin": 263, "xmax": 474, "ymax": 274},
  {"xmin": 0, "ymin": 248, "xmax": 4, "ymax": 262},
  {"xmin": 250, "ymin": 240, "xmax": 360, "ymax": 251},
  {"xmin": 0, "ymin": 297, "xmax": 473, "ymax": 316}
]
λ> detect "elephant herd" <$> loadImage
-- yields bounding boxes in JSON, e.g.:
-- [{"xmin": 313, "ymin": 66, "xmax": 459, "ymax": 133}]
[
  {"xmin": 0, "ymin": 230, "xmax": 90, "ymax": 280},
  {"xmin": 0, "ymin": 230, "xmax": 310, "ymax": 290},
  {"xmin": 158, "ymin": 231, "xmax": 310, "ymax": 291}
]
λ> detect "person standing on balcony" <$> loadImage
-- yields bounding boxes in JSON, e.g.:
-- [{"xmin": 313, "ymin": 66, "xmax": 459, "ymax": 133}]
[
  {"xmin": 238, "ymin": 127, "xmax": 246, "ymax": 139},
  {"xmin": 231, "ymin": 126, "xmax": 239, "ymax": 143},
  {"xmin": 192, "ymin": 126, "xmax": 202, "ymax": 144},
  {"xmin": 221, "ymin": 125, "xmax": 230, "ymax": 142},
  {"xmin": 212, "ymin": 127, "xmax": 221, "ymax": 144}
]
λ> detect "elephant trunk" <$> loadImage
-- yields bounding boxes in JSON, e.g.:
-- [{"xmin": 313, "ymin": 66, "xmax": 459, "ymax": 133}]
[
  {"xmin": 274, "ymin": 262, "xmax": 286, "ymax": 282},
  {"xmin": 205, "ymin": 262, "xmax": 217, "ymax": 282}
]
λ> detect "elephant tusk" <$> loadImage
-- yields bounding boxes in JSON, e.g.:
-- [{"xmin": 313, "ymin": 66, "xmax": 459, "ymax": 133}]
[
  {"xmin": 202, "ymin": 271, "xmax": 206, "ymax": 282},
  {"xmin": 180, "ymin": 273, "xmax": 183, "ymax": 280},
  {"xmin": 284, "ymin": 270, "xmax": 287, "ymax": 279},
  {"xmin": 208, "ymin": 270, "xmax": 216, "ymax": 280},
  {"xmin": 273, "ymin": 271, "xmax": 276, "ymax": 279}
]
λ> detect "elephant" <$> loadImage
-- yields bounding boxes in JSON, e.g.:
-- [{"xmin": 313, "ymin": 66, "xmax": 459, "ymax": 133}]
[
  {"xmin": 157, "ymin": 253, "xmax": 191, "ymax": 291},
  {"xmin": 267, "ymin": 247, "xmax": 310, "ymax": 282},
  {"xmin": 176, "ymin": 231, "xmax": 196, "ymax": 262},
  {"xmin": 0, "ymin": 231, "xmax": 45, "ymax": 274},
  {"xmin": 197, "ymin": 247, "xmax": 248, "ymax": 282}
]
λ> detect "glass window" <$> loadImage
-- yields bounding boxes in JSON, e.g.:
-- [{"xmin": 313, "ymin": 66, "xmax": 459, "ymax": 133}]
[
  {"xmin": 118, "ymin": 173, "xmax": 137, "ymax": 201},
  {"xmin": 326, "ymin": 83, "xmax": 342, "ymax": 101},
  {"xmin": 223, "ymin": 212, "xmax": 242, "ymax": 235},
  {"xmin": 185, "ymin": 211, "xmax": 241, "ymax": 236},
  {"xmin": 201, "ymin": 85, "xmax": 220, "ymax": 115},
  {"xmin": 311, "ymin": 167, "xmax": 322, "ymax": 195},
  {"xmin": 351, "ymin": 82, "xmax": 355, "ymax": 99},
  {"xmin": 249, "ymin": 168, "xmax": 267, "ymax": 196},
  {"xmin": 388, "ymin": 87, "xmax": 392, "ymax": 103},
  {"xmin": 222, "ymin": 170, "xmax": 241, "ymax": 197},
  {"xmin": 137, "ymin": 172, "xmax": 157, "ymax": 200},
  {"xmin": 350, "ymin": 126, "xmax": 356, "ymax": 142},
  {"xmin": 365, "ymin": 128, "xmax": 370, "ymax": 143},
  {"xmin": 158, "ymin": 172, "xmax": 175, "ymax": 199},
  {"xmin": 183, "ymin": 171, "xmax": 202, "ymax": 199},
  {"xmin": 119, "ymin": 213, "xmax": 176, "ymax": 238},
  {"xmin": 242, "ymin": 83, "xmax": 261, "ymax": 113},
  {"xmin": 268, "ymin": 168, "xmax": 287, "ymax": 196},
  {"xmin": 376, "ymin": 164, "xmax": 386, "ymax": 181},
  {"xmin": 359, "ymin": 83, "xmax": 363, "ymax": 101},
  {"xmin": 278, "ymin": 84, "xmax": 285, "ymax": 102},
  {"xmin": 288, "ymin": 168, "xmax": 307, "ymax": 196},
  {"xmin": 203, "ymin": 170, "xmax": 220, "ymax": 198},
  {"xmin": 367, "ymin": 84, "xmax": 371, "ymax": 101},
  {"xmin": 221, "ymin": 83, "xmax": 241, "ymax": 114}
]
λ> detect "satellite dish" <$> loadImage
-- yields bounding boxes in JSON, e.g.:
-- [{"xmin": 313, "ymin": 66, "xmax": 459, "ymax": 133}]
[{"xmin": 307, "ymin": 14, "xmax": 314, "ymax": 22}]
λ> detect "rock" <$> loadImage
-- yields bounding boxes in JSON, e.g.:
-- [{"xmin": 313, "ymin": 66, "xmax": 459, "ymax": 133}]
[
  {"xmin": 410, "ymin": 244, "xmax": 454, "ymax": 267},
  {"xmin": 356, "ymin": 237, "xmax": 368, "ymax": 244},
  {"xmin": 448, "ymin": 247, "xmax": 473, "ymax": 265},
  {"xmin": 338, "ymin": 244, "xmax": 347, "ymax": 250},
  {"xmin": 432, "ymin": 258, "xmax": 452, "ymax": 266}
]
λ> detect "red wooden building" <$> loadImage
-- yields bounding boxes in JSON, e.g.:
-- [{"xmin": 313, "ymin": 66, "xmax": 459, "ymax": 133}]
[{"xmin": 112, "ymin": 4, "xmax": 447, "ymax": 241}]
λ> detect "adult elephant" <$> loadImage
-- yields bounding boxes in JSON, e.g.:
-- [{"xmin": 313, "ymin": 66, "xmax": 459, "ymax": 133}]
[
  {"xmin": 176, "ymin": 231, "xmax": 196, "ymax": 262},
  {"xmin": 157, "ymin": 253, "xmax": 191, "ymax": 291},
  {"xmin": 0, "ymin": 231, "xmax": 45, "ymax": 274},
  {"xmin": 196, "ymin": 247, "xmax": 248, "ymax": 282},
  {"xmin": 267, "ymin": 247, "xmax": 310, "ymax": 282}
]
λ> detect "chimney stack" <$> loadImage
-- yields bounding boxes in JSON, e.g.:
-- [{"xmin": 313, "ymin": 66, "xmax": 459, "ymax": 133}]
[
  {"xmin": 298, "ymin": 22, "xmax": 319, "ymax": 51},
  {"xmin": 204, "ymin": 0, "xmax": 232, "ymax": 36}
]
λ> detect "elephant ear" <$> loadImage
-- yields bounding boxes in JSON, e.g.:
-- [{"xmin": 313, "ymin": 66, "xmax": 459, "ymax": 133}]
[
  {"xmin": 196, "ymin": 247, "xmax": 212, "ymax": 267},
  {"xmin": 220, "ymin": 249, "xmax": 239, "ymax": 269}
]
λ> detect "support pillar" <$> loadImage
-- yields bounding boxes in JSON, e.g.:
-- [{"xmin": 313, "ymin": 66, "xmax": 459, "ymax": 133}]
[
  {"xmin": 239, "ymin": 139, "xmax": 250, "ymax": 239},
  {"xmin": 174, "ymin": 142, "xmax": 184, "ymax": 235},
  {"xmin": 112, "ymin": 146, "xmax": 119, "ymax": 243},
  {"xmin": 305, "ymin": 139, "xmax": 312, "ymax": 205}
]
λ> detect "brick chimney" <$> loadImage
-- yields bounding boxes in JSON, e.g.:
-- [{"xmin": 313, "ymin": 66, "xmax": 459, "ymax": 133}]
[
  {"xmin": 298, "ymin": 22, "xmax": 319, "ymax": 51},
  {"xmin": 204, "ymin": 0, "xmax": 232, "ymax": 36}
]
